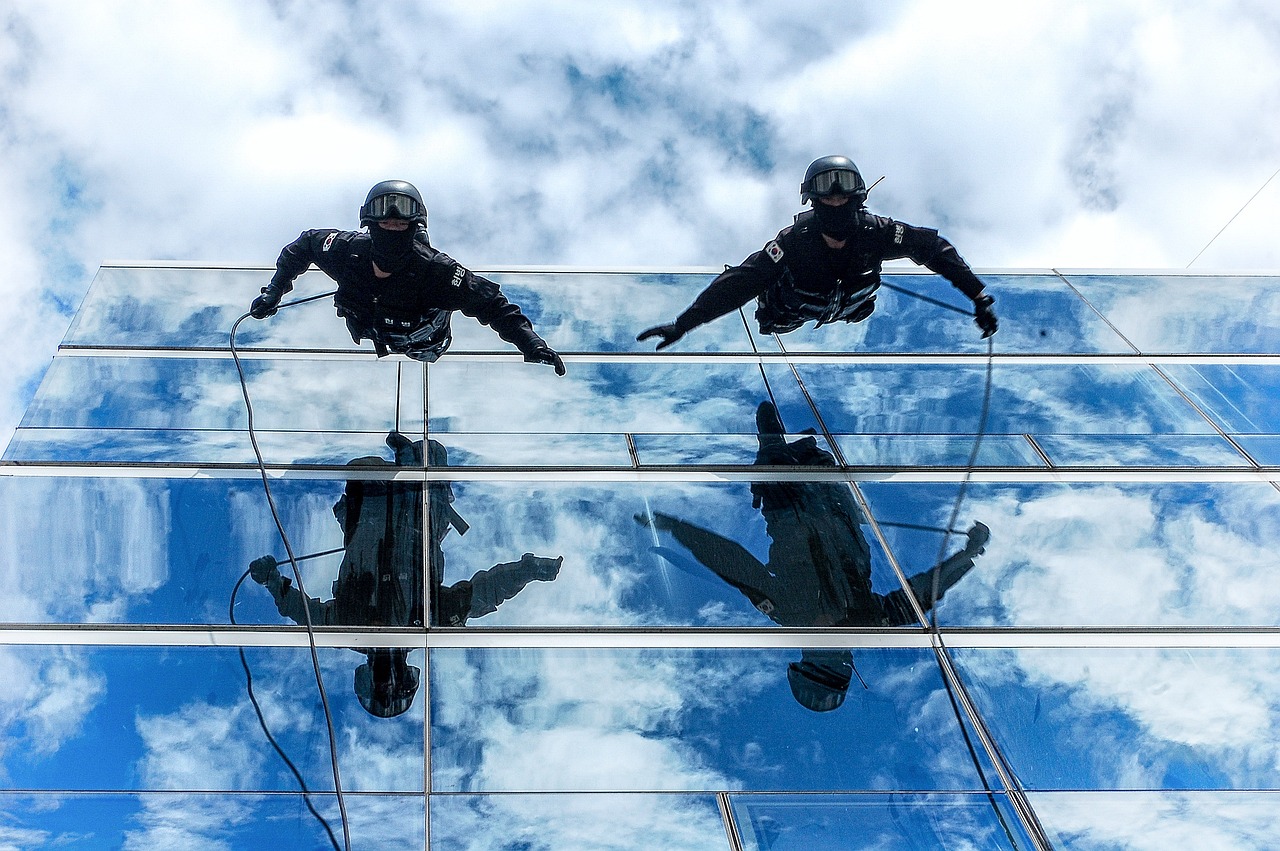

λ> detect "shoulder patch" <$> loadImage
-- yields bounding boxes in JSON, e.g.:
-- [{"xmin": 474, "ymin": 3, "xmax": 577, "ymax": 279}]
[
  {"xmin": 322, "ymin": 232, "xmax": 337, "ymax": 251},
  {"xmin": 765, "ymin": 240, "xmax": 784, "ymax": 263},
  {"xmin": 893, "ymin": 224, "xmax": 905, "ymax": 245},
  {"xmin": 449, "ymin": 265, "xmax": 465, "ymax": 287}
]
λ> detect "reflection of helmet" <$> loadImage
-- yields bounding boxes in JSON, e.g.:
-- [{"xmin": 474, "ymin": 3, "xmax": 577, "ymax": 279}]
[
  {"xmin": 799, "ymin": 156, "xmax": 867, "ymax": 204},
  {"xmin": 354, "ymin": 648, "xmax": 421, "ymax": 718},
  {"xmin": 359, "ymin": 180, "xmax": 428, "ymax": 228},
  {"xmin": 787, "ymin": 648, "xmax": 854, "ymax": 712}
]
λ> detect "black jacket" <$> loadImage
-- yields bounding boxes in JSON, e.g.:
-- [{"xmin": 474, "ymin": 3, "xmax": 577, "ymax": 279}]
[
  {"xmin": 676, "ymin": 209, "xmax": 987, "ymax": 335},
  {"xmin": 269, "ymin": 227, "xmax": 548, "ymax": 360}
]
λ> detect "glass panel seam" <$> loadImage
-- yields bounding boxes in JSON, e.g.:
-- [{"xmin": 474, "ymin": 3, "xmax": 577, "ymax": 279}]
[
  {"xmin": 1149, "ymin": 363, "xmax": 1262, "ymax": 467},
  {"xmin": 716, "ymin": 791, "xmax": 746, "ymax": 851},
  {"xmin": 7, "ymin": 627, "xmax": 1280, "ymax": 649},
  {"xmin": 1051, "ymin": 269, "xmax": 1143, "ymax": 354},
  {"xmin": 5, "ymin": 463, "xmax": 1280, "ymax": 482}
]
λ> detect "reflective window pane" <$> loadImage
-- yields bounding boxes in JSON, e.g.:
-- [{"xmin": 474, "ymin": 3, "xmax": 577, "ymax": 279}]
[
  {"xmin": 1030, "ymin": 791, "xmax": 1280, "ymax": 850},
  {"xmin": 430, "ymin": 794, "xmax": 726, "ymax": 850},
  {"xmin": 431, "ymin": 647, "xmax": 995, "ymax": 793},
  {"xmin": 861, "ymin": 481, "xmax": 1280, "ymax": 627},
  {"xmin": 479, "ymin": 271, "xmax": 758, "ymax": 353},
  {"xmin": 952, "ymin": 648, "xmax": 1280, "ymax": 790},
  {"xmin": 64, "ymin": 267, "xmax": 366, "ymax": 352},
  {"xmin": 0, "ymin": 792, "xmax": 423, "ymax": 850},
  {"xmin": 437, "ymin": 478, "xmax": 906, "ymax": 629},
  {"xmin": 0, "ymin": 462, "xmax": 444, "ymax": 627},
  {"xmin": 18, "ymin": 356, "xmax": 421, "ymax": 435},
  {"xmin": 1235, "ymin": 435, "xmax": 1280, "ymax": 466},
  {"xmin": 772, "ymin": 273, "xmax": 1134, "ymax": 355},
  {"xmin": 834, "ymin": 433, "xmax": 1046, "ymax": 467},
  {"xmin": 1, "ymin": 427, "xmax": 433, "ymax": 466},
  {"xmin": 1163, "ymin": 364, "xmax": 1280, "ymax": 435},
  {"xmin": 797, "ymin": 363, "xmax": 1216, "ymax": 438},
  {"xmin": 730, "ymin": 793, "xmax": 1031, "ymax": 850},
  {"xmin": 0, "ymin": 646, "xmax": 424, "ymax": 792},
  {"xmin": 426, "ymin": 363, "xmax": 816, "ymax": 438},
  {"xmin": 1031, "ymin": 433, "xmax": 1251, "ymax": 468},
  {"xmin": 1066, "ymin": 274, "xmax": 1280, "ymax": 354}
]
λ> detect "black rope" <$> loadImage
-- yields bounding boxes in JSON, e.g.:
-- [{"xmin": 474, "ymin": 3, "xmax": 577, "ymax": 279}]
[
  {"xmin": 913, "ymin": 333, "xmax": 1051, "ymax": 849},
  {"xmin": 229, "ymin": 570, "xmax": 342, "ymax": 851},
  {"xmin": 1187, "ymin": 163, "xmax": 1280, "ymax": 268},
  {"xmin": 229, "ymin": 293, "xmax": 351, "ymax": 851},
  {"xmin": 878, "ymin": 280, "xmax": 974, "ymax": 316},
  {"xmin": 929, "ymin": 335, "xmax": 995, "ymax": 622}
]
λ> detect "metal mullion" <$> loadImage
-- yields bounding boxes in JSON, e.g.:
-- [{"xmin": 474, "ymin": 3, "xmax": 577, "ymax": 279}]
[
  {"xmin": 5, "ymin": 461, "xmax": 1278, "ymax": 483},
  {"xmin": 1148, "ymin": 363, "xmax": 1262, "ymax": 469},
  {"xmin": 930, "ymin": 640, "xmax": 1054, "ymax": 850},
  {"xmin": 1023, "ymin": 434, "xmax": 1054, "ymax": 468},
  {"xmin": 850, "ymin": 482, "xmax": 932, "ymax": 629},
  {"xmin": 1051, "ymin": 269, "xmax": 1142, "ymax": 355},
  {"xmin": 716, "ymin": 791, "xmax": 746, "ymax": 851},
  {"xmin": 11, "ymin": 625, "xmax": 1280, "ymax": 649}
]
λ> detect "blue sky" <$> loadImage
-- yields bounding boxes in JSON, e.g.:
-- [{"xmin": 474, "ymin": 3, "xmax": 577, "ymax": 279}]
[{"xmin": 2, "ymin": 1, "xmax": 1280, "ymax": 449}]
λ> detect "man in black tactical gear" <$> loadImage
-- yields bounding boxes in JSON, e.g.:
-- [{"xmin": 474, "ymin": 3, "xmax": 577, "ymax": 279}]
[
  {"xmin": 638, "ymin": 156, "xmax": 998, "ymax": 349},
  {"xmin": 248, "ymin": 431, "xmax": 563, "ymax": 717},
  {"xmin": 637, "ymin": 401, "xmax": 989, "ymax": 712},
  {"xmin": 251, "ymin": 180, "xmax": 566, "ymax": 373}
]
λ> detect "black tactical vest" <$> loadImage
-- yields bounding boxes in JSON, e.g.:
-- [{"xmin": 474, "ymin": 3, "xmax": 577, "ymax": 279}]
[{"xmin": 754, "ymin": 212, "xmax": 882, "ymax": 334}]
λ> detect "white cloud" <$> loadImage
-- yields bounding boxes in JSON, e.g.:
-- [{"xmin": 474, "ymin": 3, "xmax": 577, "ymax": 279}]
[
  {"xmin": 0, "ymin": 647, "xmax": 105, "ymax": 770},
  {"xmin": 3, "ymin": 1, "xmax": 1279, "ymax": 445},
  {"xmin": 432, "ymin": 647, "xmax": 773, "ymax": 793},
  {"xmin": 1033, "ymin": 791, "xmax": 1280, "ymax": 850},
  {"xmin": 0, "ymin": 477, "xmax": 169, "ymax": 622}
]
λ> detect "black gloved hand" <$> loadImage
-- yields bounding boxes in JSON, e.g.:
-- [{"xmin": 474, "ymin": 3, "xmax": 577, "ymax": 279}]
[
  {"xmin": 250, "ymin": 286, "xmax": 283, "ymax": 319},
  {"xmin": 964, "ymin": 521, "xmax": 991, "ymax": 555},
  {"xmin": 524, "ymin": 346, "xmax": 567, "ymax": 376},
  {"xmin": 973, "ymin": 294, "xmax": 998, "ymax": 338},
  {"xmin": 637, "ymin": 323, "xmax": 685, "ymax": 350},
  {"xmin": 249, "ymin": 555, "xmax": 279, "ymax": 585}
]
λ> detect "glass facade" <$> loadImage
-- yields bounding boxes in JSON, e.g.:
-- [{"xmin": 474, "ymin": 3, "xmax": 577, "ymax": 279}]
[{"xmin": 2, "ymin": 264, "xmax": 1279, "ymax": 849}]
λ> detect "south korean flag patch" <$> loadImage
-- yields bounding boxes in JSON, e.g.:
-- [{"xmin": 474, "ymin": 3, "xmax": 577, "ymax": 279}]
[
  {"xmin": 322, "ymin": 232, "xmax": 337, "ymax": 251},
  {"xmin": 765, "ymin": 240, "xmax": 784, "ymax": 263}
]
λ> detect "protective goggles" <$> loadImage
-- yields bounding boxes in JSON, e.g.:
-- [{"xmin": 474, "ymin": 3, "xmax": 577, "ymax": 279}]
[
  {"xmin": 804, "ymin": 169, "xmax": 864, "ymax": 197},
  {"xmin": 364, "ymin": 192, "xmax": 425, "ymax": 220},
  {"xmin": 790, "ymin": 660, "xmax": 853, "ymax": 692}
]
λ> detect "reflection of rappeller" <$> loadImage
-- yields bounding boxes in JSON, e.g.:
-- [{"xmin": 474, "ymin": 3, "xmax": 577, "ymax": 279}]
[
  {"xmin": 250, "ymin": 180, "xmax": 565, "ymax": 374},
  {"xmin": 248, "ymin": 431, "xmax": 562, "ymax": 717},
  {"xmin": 638, "ymin": 402, "xmax": 989, "ymax": 712},
  {"xmin": 638, "ymin": 156, "xmax": 997, "ymax": 349}
]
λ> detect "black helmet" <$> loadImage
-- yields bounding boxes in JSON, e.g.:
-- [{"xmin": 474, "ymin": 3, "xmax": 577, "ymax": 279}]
[
  {"xmin": 360, "ymin": 180, "xmax": 428, "ymax": 228},
  {"xmin": 800, "ymin": 156, "xmax": 867, "ymax": 204},
  {"xmin": 354, "ymin": 648, "xmax": 421, "ymax": 718},
  {"xmin": 786, "ymin": 649, "xmax": 854, "ymax": 712}
]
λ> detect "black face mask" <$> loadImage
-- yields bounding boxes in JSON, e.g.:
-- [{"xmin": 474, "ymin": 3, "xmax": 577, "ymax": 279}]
[
  {"xmin": 369, "ymin": 225, "xmax": 417, "ymax": 274},
  {"xmin": 812, "ymin": 201, "xmax": 859, "ymax": 241}
]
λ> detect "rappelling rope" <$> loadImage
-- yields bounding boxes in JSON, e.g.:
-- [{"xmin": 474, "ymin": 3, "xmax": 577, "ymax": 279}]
[
  {"xmin": 229, "ymin": 291, "xmax": 350, "ymax": 851},
  {"xmin": 230, "ymin": 567, "xmax": 342, "ymax": 851}
]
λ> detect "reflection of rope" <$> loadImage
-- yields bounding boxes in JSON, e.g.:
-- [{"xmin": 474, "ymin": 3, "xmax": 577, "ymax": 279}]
[
  {"xmin": 230, "ymin": 570, "xmax": 341, "ymax": 851},
  {"xmin": 928, "ymin": 335, "xmax": 994, "ymax": 622},
  {"xmin": 915, "ymin": 334, "xmax": 1053, "ymax": 850},
  {"xmin": 229, "ymin": 296, "xmax": 351, "ymax": 851}
]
